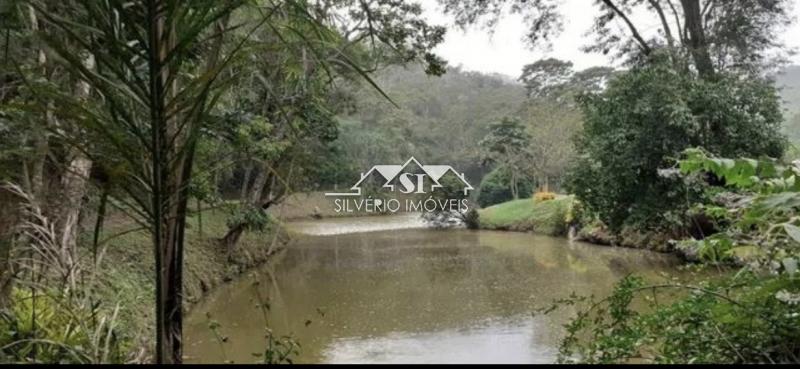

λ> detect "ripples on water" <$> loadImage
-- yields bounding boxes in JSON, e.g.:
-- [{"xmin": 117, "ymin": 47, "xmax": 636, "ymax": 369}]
[{"xmin": 185, "ymin": 214, "xmax": 682, "ymax": 364}]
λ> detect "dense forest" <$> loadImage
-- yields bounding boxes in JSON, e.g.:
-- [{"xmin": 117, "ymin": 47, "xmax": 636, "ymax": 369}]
[{"xmin": 1, "ymin": 0, "xmax": 800, "ymax": 364}]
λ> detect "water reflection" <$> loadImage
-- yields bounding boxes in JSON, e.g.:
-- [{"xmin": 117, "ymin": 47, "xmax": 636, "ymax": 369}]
[
  {"xmin": 323, "ymin": 317, "xmax": 555, "ymax": 364},
  {"xmin": 286, "ymin": 212, "xmax": 427, "ymax": 235},
  {"xmin": 185, "ymin": 215, "xmax": 681, "ymax": 364}
]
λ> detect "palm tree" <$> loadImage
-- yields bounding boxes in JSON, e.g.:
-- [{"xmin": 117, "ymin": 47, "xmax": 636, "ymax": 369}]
[{"xmin": 32, "ymin": 0, "xmax": 245, "ymax": 362}]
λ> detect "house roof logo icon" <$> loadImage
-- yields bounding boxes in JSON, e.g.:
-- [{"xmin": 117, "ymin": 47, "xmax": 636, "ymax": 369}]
[{"xmin": 325, "ymin": 157, "xmax": 474, "ymax": 196}]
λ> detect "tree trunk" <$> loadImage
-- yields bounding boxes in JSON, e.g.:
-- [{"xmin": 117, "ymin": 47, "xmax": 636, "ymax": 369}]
[
  {"xmin": 148, "ymin": 4, "xmax": 183, "ymax": 362},
  {"xmin": 92, "ymin": 187, "xmax": 108, "ymax": 266},
  {"xmin": 649, "ymin": 0, "xmax": 679, "ymax": 67},
  {"xmin": 649, "ymin": 0, "xmax": 675, "ymax": 50},
  {"xmin": 58, "ymin": 155, "xmax": 92, "ymax": 252},
  {"xmin": 148, "ymin": 5, "xmax": 230, "ymax": 362},
  {"xmin": 510, "ymin": 169, "xmax": 519, "ymax": 199},
  {"xmin": 29, "ymin": 127, "xmax": 48, "ymax": 203},
  {"xmin": 196, "ymin": 197, "xmax": 202, "ymax": 238},
  {"xmin": 25, "ymin": 5, "xmax": 49, "ymax": 206},
  {"xmin": 55, "ymin": 53, "xmax": 96, "ymax": 291},
  {"xmin": 222, "ymin": 164, "xmax": 274, "ymax": 254},
  {"xmin": 248, "ymin": 164, "xmax": 270, "ymax": 204},
  {"xmin": 57, "ymin": 153, "xmax": 92, "ymax": 290},
  {"xmin": 0, "ymin": 216, "xmax": 14, "ymax": 308},
  {"xmin": 156, "ymin": 172, "xmax": 190, "ymax": 365},
  {"xmin": 680, "ymin": 0, "xmax": 714, "ymax": 78},
  {"xmin": 221, "ymin": 221, "xmax": 246, "ymax": 254},
  {"xmin": 221, "ymin": 197, "xmax": 278, "ymax": 253},
  {"xmin": 239, "ymin": 161, "xmax": 252, "ymax": 201}
]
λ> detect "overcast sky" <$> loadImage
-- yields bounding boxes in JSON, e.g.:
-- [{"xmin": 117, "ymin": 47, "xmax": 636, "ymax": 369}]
[{"xmin": 421, "ymin": 0, "xmax": 800, "ymax": 79}]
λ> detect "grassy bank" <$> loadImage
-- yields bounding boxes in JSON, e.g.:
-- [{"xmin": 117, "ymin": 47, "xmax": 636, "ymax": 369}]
[
  {"xmin": 90, "ymin": 208, "xmax": 289, "ymax": 359},
  {"xmin": 476, "ymin": 196, "xmax": 675, "ymax": 252},
  {"xmin": 477, "ymin": 196, "xmax": 574, "ymax": 236}
]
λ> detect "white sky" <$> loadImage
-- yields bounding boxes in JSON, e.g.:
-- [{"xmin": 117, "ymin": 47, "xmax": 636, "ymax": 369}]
[{"xmin": 421, "ymin": 0, "xmax": 800, "ymax": 78}]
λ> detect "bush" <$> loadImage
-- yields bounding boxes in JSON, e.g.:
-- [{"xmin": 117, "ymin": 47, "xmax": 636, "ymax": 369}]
[
  {"xmin": 0, "ymin": 289, "xmax": 124, "ymax": 363},
  {"xmin": 463, "ymin": 208, "xmax": 480, "ymax": 229},
  {"xmin": 477, "ymin": 167, "xmax": 534, "ymax": 207},
  {"xmin": 566, "ymin": 61, "xmax": 785, "ymax": 232},
  {"xmin": 549, "ymin": 273, "xmax": 800, "ymax": 364}
]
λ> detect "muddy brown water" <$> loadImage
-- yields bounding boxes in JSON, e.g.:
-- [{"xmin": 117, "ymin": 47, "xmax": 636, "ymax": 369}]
[{"xmin": 185, "ymin": 214, "xmax": 683, "ymax": 364}]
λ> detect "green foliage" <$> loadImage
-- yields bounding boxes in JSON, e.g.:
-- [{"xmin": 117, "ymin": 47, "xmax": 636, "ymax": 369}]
[
  {"xmin": 479, "ymin": 117, "xmax": 534, "ymax": 200},
  {"xmin": 423, "ymin": 172, "xmax": 470, "ymax": 204},
  {"xmin": 257, "ymin": 329, "xmax": 300, "ymax": 365},
  {"xmin": 519, "ymin": 58, "xmax": 575, "ymax": 98},
  {"xmin": 226, "ymin": 114, "xmax": 291, "ymax": 162},
  {"xmin": 681, "ymin": 148, "xmax": 794, "ymax": 193},
  {"xmin": 477, "ymin": 166, "xmax": 534, "ymax": 207},
  {"xmin": 519, "ymin": 58, "xmax": 613, "ymax": 100},
  {"xmin": 552, "ymin": 149, "xmax": 800, "ymax": 364},
  {"xmin": 550, "ymin": 273, "xmax": 800, "ymax": 364},
  {"xmin": 519, "ymin": 99, "xmax": 583, "ymax": 186},
  {"xmin": 479, "ymin": 117, "xmax": 531, "ymax": 160},
  {"xmin": 566, "ymin": 61, "xmax": 785, "ymax": 232},
  {"xmin": 0, "ymin": 289, "xmax": 123, "ymax": 364},
  {"xmin": 514, "ymin": 58, "xmax": 613, "ymax": 188},
  {"xmin": 308, "ymin": 143, "xmax": 358, "ymax": 189},
  {"xmin": 678, "ymin": 149, "xmax": 800, "ymax": 269},
  {"xmin": 225, "ymin": 206, "xmax": 278, "ymax": 234}
]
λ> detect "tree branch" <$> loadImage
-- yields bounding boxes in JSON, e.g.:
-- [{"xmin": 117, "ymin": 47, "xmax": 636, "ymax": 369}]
[
  {"xmin": 600, "ymin": 0, "xmax": 652, "ymax": 55},
  {"xmin": 664, "ymin": 0, "xmax": 685, "ymax": 42},
  {"xmin": 648, "ymin": 0, "xmax": 676, "ymax": 49}
]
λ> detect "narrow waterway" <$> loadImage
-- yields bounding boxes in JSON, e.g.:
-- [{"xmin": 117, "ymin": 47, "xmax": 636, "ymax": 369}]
[{"xmin": 185, "ymin": 214, "xmax": 682, "ymax": 364}]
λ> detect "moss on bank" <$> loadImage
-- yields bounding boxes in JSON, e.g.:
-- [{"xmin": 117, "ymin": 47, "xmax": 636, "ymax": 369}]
[
  {"xmin": 94, "ymin": 208, "xmax": 289, "ymax": 358},
  {"xmin": 477, "ymin": 196, "xmax": 574, "ymax": 236}
]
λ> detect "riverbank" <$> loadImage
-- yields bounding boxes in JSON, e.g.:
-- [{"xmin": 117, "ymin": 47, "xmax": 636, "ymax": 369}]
[
  {"xmin": 477, "ymin": 196, "xmax": 573, "ymax": 236},
  {"xmin": 95, "ymin": 208, "xmax": 290, "ymax": 360},
  {"xmin": 476, "ymin": 196, "xmax": 674, "ymax": 252},
  {"xmin": 268, "ymin": 192, "xmax": 421, "ymax": 220}
]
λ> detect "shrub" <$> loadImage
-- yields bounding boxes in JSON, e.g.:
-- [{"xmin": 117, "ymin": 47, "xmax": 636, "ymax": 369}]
[
  {"xmin": 463, "ymin": 208, "xmax": 480, "ymax": 229},
  {"xmin": 547, "ymin": 273, "xmax": 800, "ymax": 364},
  {"xmin": 0, "ymin": 289, "xmax": 124, "ymax": 363}
]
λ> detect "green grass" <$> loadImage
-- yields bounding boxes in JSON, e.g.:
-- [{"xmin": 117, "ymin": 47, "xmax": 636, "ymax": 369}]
[
  {"xmin": 91, "ymin": 207, "xmax": 288, "ymax": 356},
  {"xmin": 477, "ymin": 195, "xmax": 574, "ymax": 236}
]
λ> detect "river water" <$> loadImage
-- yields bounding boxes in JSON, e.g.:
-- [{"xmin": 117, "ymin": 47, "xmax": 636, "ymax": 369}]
[{"xmin": 184, "ymin": 214, "xmax": 681, "ymax": 364}]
